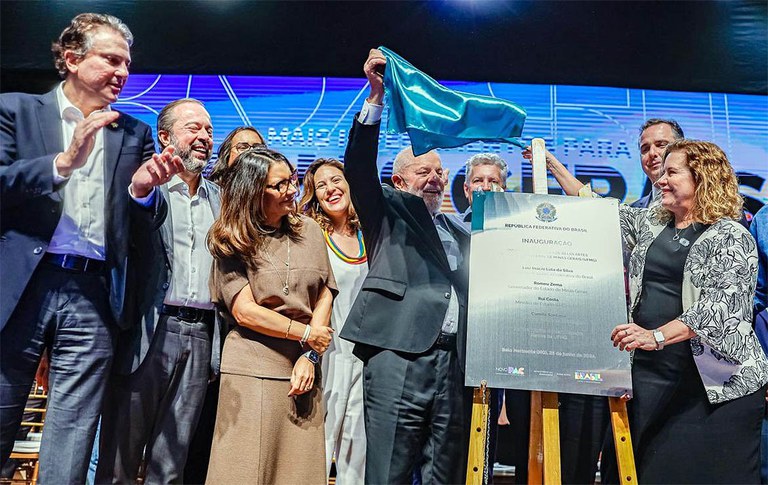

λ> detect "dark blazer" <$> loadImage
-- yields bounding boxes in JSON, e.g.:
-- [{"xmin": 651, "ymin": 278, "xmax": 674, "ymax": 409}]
[
  {"xmin": 339, "ymin": 118, "xmax": 470, "ymax": 363},
  {"xmin": 0, "ymin": 89, "xmax": 165, "ymax": 332},
  {"xmin": 112, "ymin": 179, "xmax": 225, "ymax": 376},
  {"xmin": 630, "ymin": 192, "xmax": 652, "ymax": 209}
]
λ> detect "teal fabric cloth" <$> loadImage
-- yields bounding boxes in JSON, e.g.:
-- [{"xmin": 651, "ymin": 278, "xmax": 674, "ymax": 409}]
[{"xmin": 380, "ymin": 46, "xmax": 527, "ymax": 156}]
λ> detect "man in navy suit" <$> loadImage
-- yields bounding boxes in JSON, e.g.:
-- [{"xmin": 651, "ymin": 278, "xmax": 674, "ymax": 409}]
[
  {"xmin": 0, "ymin": 13, "xmax": 182, "ymax": 483},
  {"xmin": 340, "ymin": 49, "xmax": 471, "ymax": 484},
  {"xmin": 98, "ymin": 98, "xmax": 223, "ymax": 483}
]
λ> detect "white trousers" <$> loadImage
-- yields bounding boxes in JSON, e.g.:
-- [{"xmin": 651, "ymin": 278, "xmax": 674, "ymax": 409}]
[{"xmin": 322, "ymin": 346, "xmax": 366, "ymax": 484}]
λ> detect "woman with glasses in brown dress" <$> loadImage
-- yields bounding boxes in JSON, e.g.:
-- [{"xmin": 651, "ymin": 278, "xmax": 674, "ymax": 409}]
[{"xmin": 205, "ymin": 148, "xmax": 337, "ymax": 484}]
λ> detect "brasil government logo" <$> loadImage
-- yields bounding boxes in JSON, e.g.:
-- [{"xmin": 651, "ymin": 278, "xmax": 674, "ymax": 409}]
[
  {"xmin": 535, "ymin": 202, "xmax": 557, "ymax": 222},
  {"xmin": 574, "ymin": 371, "xmax": 603, "ymax": 382}
]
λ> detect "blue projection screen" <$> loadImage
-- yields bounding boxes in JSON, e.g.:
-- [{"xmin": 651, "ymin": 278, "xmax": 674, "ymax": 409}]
[{"xmin": 114, "ymin": 75, "xmax": 768, "ymax": 215}]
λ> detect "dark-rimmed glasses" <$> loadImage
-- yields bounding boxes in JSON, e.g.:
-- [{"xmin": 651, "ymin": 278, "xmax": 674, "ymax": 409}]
[
  {"xmin": 234, "ymin": 142, "xmax": 267, "ymax": 152},
  {"xmin": 266, "ymin": 170, "xmax": 299, "ymax": 194}
]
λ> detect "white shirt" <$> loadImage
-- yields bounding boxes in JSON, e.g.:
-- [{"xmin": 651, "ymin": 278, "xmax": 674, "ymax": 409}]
[
  {"xmin": 47, "ymin": 83, "xmax": 108, "ymax": 260},
  {"xmin": 434, "ymin": 214, "xmax": 461, "ymax": 334},
  {"xmin": 359, "ymin": 100, "xmax": 460, "ymax": 334},
  {"xmin": 326, "ymin": 244, "xmax": 369, "ymax": 357},
  {"xmin": 163, "ymin": 176, "xmax": 215, "ymax": 310}
]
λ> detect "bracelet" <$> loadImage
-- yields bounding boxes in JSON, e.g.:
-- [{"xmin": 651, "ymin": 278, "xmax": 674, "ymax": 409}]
[
  {"xmin": 300, "ymin": 324, "xmax": 311, "ymax": 346},
  {"xmin": 285, "ymin": 319, "xmax": 293, "ymax": 339}
]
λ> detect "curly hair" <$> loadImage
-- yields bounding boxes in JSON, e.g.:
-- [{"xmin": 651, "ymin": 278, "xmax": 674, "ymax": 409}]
[
  {"xmin": 298, "ymin": 158, "xmax": 360, "ymax": 234},
  {"xmin": 51, "ymin": 13, "xmax": 133, "ymax": 79},
  {"xmin": 654, "ymin": 139, "xmax": 743, "ymax": 224},
  {"xmin": 207, "ymin": 148, "xmax": 302, "ymax": 261}
]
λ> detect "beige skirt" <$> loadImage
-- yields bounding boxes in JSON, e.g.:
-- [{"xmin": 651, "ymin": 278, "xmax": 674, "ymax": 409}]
[{"xmin": 206, "ymin": 373, "xmax": 326, "ymax": 484}]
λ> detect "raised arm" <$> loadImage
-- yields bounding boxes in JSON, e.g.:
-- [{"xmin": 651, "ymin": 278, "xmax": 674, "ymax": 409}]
[
  {"xmin": 522, "ymin": 145, "xmax": 584, "ymax": 196},
  {"xmin": 0, "ymin": 96, "xmax": 118, "ymax": 207},
  {"xmin": 344, "ymin": 50, "xmax": 387, "ymax": 240}
]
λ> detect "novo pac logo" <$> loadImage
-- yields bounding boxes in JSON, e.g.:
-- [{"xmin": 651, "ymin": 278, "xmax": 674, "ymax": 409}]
[
  {"xmin": 574, "ymin": 371, "xmax": 603, "ymax": 382},
  {"xmin": 535, "ymin": 202, "xmax": 557, "ymax": 222},
  {"xmin": 497, "ymin": 366, "xmax": 525, "ymax": 376}
]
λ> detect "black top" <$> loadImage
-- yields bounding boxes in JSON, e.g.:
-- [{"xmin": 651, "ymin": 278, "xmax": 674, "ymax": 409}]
[
  {"xmin": 633, "ymin": 222, "xmax": 709, "ymax": 329},
  {"xmin": 603, "ymin": 221, "xmax": 764, "ymax": 485}
]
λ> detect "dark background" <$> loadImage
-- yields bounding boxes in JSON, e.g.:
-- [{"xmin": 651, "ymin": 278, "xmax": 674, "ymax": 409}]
[{"xmin": 2, "ymin": 0, "xmax": 766, "ymax": 95}]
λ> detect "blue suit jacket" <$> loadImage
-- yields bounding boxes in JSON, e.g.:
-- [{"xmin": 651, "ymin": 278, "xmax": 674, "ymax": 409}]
[
  {"xmin": 0, "ymin": 89, "xmax": 166, "ymax": 331},
  {"xmin": 630, "ymin": 192, "xmax": 652, "ymax": 209}
]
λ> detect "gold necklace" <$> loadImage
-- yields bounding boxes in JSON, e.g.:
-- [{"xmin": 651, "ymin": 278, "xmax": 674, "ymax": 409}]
[{"xmin": 263, "ymin": 237, "xmax": 290, "ymax": 295}]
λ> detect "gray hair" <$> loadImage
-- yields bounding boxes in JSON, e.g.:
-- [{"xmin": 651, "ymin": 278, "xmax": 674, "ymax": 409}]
[
  {"xmin": 464, "ymin": 153, "xmax": 508, "ymax": 184},
  {"xmin": 156, "ymin": 98, "xmax": 205, "ymax": 147},
  {"xmin": 52, "ymin": 13, "xmax": 134, "ymax": 78},
  {"xmin": 392, "ymin": 146, "xmax": 416, "ymax": 176}
]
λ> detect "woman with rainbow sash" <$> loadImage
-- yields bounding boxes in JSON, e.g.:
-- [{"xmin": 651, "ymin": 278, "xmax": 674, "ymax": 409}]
[{"xmin": 300, "ymin": 158, "xmax": 368, "ymax": 484}]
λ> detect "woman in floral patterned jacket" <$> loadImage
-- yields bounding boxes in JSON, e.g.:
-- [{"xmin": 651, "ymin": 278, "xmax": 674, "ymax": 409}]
[{"xmin": 545, "ymin": 139, "xmax": 768, "ymax": 483}]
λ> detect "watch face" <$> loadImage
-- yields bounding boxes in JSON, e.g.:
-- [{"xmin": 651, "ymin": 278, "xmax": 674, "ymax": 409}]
[{"xmin": 307, "ymin": 350, "xmax": 320, "ymax": 364}]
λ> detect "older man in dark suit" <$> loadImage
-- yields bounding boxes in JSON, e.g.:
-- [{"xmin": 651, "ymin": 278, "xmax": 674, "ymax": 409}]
[
  {"xmin": 0, "ymin": 13, "xmax": 182, "ymax": 483},
  {"xmin": 340, "ymin": 49, "xmax": 471, "ymax": 484}
]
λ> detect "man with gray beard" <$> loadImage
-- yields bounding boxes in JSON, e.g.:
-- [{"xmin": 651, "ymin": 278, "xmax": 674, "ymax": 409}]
[
  {"xmin": 96, "ymin": 99, "xmax": 223, "ymax": 483},
  {"xmin": 340, "ymin": 50, "xmax": 471, "ymax": 484}
]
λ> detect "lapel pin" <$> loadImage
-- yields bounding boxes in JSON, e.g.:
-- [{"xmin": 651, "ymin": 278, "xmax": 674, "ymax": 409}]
[{"xmin": 109, "ymin": 122, "xmax": 119, "ymax": 129}]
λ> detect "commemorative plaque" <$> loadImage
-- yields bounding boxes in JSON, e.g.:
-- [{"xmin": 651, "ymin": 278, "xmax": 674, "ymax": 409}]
[{"xmin": 465, "ymin": 192, "xmax": 632, "ymax": 398}]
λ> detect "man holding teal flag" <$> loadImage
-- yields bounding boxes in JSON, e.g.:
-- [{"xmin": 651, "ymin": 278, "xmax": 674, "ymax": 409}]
[
  {"xmin": 340, "ymin": 49, "xmax": 473, "ymax": 483},
  {"xmin": 379, "ymin": 45, "xmax": 527, "ymax": 155}
]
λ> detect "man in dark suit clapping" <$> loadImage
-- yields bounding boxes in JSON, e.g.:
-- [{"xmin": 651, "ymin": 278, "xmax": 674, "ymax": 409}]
[{"xmin": 0, "ymin": 13, "xmax": 182, "ymax": 483}]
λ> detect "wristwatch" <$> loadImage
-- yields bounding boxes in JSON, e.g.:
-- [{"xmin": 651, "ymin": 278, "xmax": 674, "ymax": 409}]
[
  {"xmin": 652, "ymin": 330, "xmax": 666, "ymax": 350},
  {"xmin": 303, "ymin": 349, "xmax": 320, "ymax": 364}
]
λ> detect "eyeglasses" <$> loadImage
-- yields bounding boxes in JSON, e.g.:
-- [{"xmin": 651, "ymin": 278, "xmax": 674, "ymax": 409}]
[
  {"xmin": 266, "ymin": 170, "xmax": 299, "ymax": 194},
  {"xmin": 234, "ymin": 142, "xmax": 267, "ymax": 152}
]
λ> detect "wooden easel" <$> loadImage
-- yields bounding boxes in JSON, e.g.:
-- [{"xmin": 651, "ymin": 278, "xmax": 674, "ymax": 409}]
[{"xmin": 466, "ymin": 139, "xmax": 637, "ymax": 485}]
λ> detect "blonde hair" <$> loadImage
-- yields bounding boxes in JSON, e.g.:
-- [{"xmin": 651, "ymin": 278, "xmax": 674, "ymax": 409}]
[{"xmin": 654, "ymin": 140, "xmax": 743, "ymax": 224}]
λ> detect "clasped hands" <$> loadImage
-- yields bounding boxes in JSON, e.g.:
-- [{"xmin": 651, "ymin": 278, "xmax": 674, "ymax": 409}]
[{"xmin": 55, "ymin": 110, "xmax": 185, "ymax": 198}]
